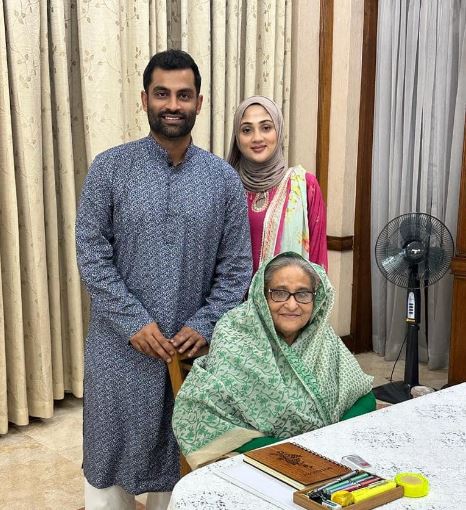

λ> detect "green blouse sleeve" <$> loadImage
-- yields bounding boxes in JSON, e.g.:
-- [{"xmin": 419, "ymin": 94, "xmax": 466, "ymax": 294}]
[
  {"xmin": 234, "ymin": 436, "xmax": 280, "ymax": 453},
  {"xmin": 341, "ymin": 391, "xmax": 376, "ymax": 421}
]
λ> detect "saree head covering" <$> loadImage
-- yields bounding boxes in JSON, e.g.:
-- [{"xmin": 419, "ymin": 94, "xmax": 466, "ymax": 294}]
[
  {"xmin": 227, "ymin": 96, "xmax": 287, "ymax": 192},
  {"xmin": 172, "ymin": 253, "xmax": 373, "ymax": 469}
]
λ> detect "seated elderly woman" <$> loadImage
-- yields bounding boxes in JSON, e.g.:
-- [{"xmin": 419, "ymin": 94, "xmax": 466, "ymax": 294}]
[{"xmin": 172, "ymin": 252, "xmax": 374, "ymax": 469}]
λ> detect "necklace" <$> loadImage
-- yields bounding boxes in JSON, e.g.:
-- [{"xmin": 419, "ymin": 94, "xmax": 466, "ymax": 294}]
[{"xmin": 251, "ymin": 191, "xmax": 270, "ymax": 212}]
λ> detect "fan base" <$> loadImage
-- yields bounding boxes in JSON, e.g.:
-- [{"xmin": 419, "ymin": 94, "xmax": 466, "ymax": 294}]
[{"xmin": 372, "ymin": 381, "xmax": 412, "ymax": 404}]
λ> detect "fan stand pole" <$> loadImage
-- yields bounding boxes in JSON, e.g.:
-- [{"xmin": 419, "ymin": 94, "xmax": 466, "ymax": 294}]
[
  {"xmin": 404, "ymin": 276, "xmax": 420, "ymax": 387},
  {"xmin": 373, "ymin": 268, "xmax": 421, "ymax": 404}
]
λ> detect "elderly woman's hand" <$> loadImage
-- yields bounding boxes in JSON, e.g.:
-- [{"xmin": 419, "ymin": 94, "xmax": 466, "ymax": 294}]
[{"xmin": 171, "ymin": 326, "xmax": 207, "ymax": 357}]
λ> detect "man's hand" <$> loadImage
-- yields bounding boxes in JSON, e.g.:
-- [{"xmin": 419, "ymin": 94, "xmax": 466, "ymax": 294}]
[
  {"xmin": 171, "ymin": 326, "xmax": 207, "ymax": 357},
  {"xmin": 130, "ymin": 322, "xmax": 175, "ymax": 362}
]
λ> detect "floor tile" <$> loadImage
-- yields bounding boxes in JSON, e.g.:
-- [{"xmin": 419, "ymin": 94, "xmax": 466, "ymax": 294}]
[
  {"xmin": 58, "ymin": 445, "xmax": 83, "ymax": 466},
  {"xmin": 0, "ymin": 434, "xmax": 84, "ymax": 509},
  {"xmin": 18, "ymin": 413, "xmax": 83, "ymax": 453},
  {"xmin": 356, "ymin": 351, "xmax": 448, "ymax": 390}
]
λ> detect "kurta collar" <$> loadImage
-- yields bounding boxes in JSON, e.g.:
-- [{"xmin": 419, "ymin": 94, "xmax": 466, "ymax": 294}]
[{"xmin": 146, "ymin": 134, "xmax": 196, "ymax": 167}]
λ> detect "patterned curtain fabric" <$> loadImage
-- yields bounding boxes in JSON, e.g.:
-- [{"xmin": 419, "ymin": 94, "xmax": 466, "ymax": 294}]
[{"xmin": 0, "ymin": 0, "xmax": 294, "ymax": 433}]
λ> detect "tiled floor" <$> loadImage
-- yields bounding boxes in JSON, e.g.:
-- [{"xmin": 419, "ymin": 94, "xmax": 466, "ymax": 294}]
[{"xmin": 0, "ymin": 352, "xmax": 448, "ymax": 510}]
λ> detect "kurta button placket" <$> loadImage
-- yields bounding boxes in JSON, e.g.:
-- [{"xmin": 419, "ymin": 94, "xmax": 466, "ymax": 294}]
[{"xmin": 165, "ymin": 168, "xmax": 179, "ymax": 246}]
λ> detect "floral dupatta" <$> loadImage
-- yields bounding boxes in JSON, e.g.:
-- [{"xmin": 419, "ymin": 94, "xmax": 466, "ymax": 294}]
[{"xmin": 260, "ymin": 165, "xmax": 310, "ymax": 264}]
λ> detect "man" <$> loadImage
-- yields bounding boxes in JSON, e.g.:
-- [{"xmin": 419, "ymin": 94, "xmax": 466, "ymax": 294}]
[{"xmin": 76, "ymin": 49, "xmax": 252, "ymax": 510}]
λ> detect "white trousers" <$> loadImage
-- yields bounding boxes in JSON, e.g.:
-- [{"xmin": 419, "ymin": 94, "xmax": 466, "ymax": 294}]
[{"xmin": 85, "ymin": 478, "xmax": 171, "ymax": 510}]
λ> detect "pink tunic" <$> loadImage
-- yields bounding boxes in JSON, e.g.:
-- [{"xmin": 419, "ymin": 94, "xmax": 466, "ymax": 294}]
[{"xmin": 247, "ymin": 172, "xmax": 328, "ymax": 273}]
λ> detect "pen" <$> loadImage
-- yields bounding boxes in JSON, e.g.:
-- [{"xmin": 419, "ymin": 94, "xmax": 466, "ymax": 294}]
[
  {"xmin": 307, "ymin": 470, "xmax": 360, "ymax": 499},
  {"xmin": 322, "ymin": 472, "xmax": 373, "ymax": 494},
  {"xmin": 324, "ymin": 475, "xmax": 381, "ymax": 495},
  {"xmin": 361, "ymin": 479, "xmax": 393, "ymax": 490},
  {"xmin": 313, "ymin": 470, "xmax": 359, "ymax": 492}
]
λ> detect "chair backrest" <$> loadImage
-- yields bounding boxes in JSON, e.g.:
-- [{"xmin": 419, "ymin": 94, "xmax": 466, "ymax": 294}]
[{"xmin": 168, "ymin": 345, "xmax": 209, "ymax": 476}]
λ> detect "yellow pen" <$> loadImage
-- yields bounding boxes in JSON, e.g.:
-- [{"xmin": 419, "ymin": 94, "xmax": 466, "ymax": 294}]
[{"xmin": 351, "ymin": 480, "xmax": 397, "ymax": 503}]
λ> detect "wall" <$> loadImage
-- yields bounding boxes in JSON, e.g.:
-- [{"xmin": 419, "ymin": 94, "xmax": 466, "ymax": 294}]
[
  {"xmin": 327, "ymin": 0, "xmax": 364, "ymax": 336},
  {"xmin": 288, "ymin": 0, "xmax": 320, "ymax": 172},
  {"xmin": 289, "ymin": 0, "xmax": 365, "ymax": 336}
]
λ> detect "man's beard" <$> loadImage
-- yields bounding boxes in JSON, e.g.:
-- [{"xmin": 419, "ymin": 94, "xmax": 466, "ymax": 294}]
[{"xmin": 147, "ymin": 107, "xmax": 197, "ymax": 138}]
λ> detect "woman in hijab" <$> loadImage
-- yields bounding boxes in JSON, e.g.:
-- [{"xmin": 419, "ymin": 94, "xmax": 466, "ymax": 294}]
[
  {"xmin": 228, "ymin": 96, "xmax": 328, "ymax": 274},
  {"xmin": 172, "ymin": 253, "xmax": 374, "ymax": 469}
]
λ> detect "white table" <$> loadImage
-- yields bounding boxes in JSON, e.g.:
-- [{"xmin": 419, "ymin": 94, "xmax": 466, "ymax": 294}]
[{"xmin": 169, "ymin": 383, "xmax": 466, "ymax": 510}]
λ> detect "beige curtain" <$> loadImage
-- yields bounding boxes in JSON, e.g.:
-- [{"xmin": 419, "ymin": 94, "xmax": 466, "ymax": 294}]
[
  {"xmin": 0, "ymin": 0, "xmax": 88, "ymax": 433},
  {"xmin": 0, "ymin": 0, "xmax": 295, "ymax": 434}
]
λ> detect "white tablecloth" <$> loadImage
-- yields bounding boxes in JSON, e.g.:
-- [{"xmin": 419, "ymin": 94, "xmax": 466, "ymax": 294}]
[{"xmin": 169, "ymin": 383, "xmax": 466, "ymax": 510}]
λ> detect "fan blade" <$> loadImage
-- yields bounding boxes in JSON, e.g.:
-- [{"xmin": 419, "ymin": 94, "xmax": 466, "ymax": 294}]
[
  {"xmin": 381, "ymin": 250, "xmax": 409, "ymax": 276},
  {"xmin": 399, "ymin": 214, "xmax": 429, "ymax": 244},
  {"xmin": 423, "ymin": 246, "xmax": 447, "ymax": 275}
]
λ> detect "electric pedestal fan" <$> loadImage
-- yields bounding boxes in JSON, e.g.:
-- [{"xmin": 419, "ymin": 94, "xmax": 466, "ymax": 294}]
[{"xmin": 373, "ymin": 212, "xmax": 454, "ymax": 404}]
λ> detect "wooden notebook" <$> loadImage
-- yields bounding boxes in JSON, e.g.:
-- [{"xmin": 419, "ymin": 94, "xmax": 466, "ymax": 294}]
[{"xmin": 243, "ymin": 442, "xmax": 351, "ymax": 490}]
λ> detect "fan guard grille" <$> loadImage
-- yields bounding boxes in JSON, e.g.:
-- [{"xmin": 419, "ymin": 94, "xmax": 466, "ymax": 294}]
[{"xmin": 375, "ymin": 213, "xmax": 454, "ymax": 288}]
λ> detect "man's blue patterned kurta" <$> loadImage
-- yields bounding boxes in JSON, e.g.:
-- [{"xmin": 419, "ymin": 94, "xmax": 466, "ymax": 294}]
[{"xmin": 76, "ymin": 136, "xmax": 252, "ymax": 494}]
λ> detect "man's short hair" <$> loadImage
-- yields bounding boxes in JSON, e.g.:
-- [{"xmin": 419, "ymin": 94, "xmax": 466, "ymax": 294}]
[{"xmin": 143, "ymin": 49, "xmax": 201, "ymax": 94}]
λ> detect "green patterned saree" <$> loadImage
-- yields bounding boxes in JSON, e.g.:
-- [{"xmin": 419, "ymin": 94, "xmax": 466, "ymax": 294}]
[{"xmin": 172, "ymin": 256, "xmax": 373, "ymax": 469}]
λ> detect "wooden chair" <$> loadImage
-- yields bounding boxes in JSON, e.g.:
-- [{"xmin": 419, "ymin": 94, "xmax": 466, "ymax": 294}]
[{"xmin": 168, "ymin": 345, "xmax": 209, "ymax": 476}]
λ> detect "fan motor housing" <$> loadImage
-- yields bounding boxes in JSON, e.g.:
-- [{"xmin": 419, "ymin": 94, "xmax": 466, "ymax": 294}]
[{"xmin": 404, "ymin": 240, "xmax": 425, "ymax": 263}]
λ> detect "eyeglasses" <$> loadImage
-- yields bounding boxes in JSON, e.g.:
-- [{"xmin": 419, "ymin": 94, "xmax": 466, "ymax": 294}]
[{"xmin": 267, "ymin": 289, "xmax": 315, "ymax": 304}]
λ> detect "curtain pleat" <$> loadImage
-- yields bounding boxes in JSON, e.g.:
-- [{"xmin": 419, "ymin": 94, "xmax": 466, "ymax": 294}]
[
  {"xmin": 211, "ymin": 3, "xmax": 227, "ymax": 156},
  {"xmin": 0, "ymin": 257, "xmax": 6, "ymax": 433},
  {"xmin": 1, "ymin": 1, "xmax": 22, "ymax": 433},
  {"xmin": 224, "ymin": 0, "xmax": 243, "ymax": 151},
  {"xmin": 243, "ymin": 1, "xmax": 258, "ymax": 98},
  {"xmin": 180, "ymin": 0, "xmax": 211, "ymax": 149},
  {"xmin": 49, "ymin": 0, "xmax": 85, "ymax": 397},
  {"xmin": 279, "ymin": 1, "xmax": 292, "ymax": 160},
  {"xmin": 3, "ymin": 0, "xmax": 54, "ymax": 423},
  {"xmin": 150, "ymin": 1, "xmax": 168, "ymax": 53}
]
